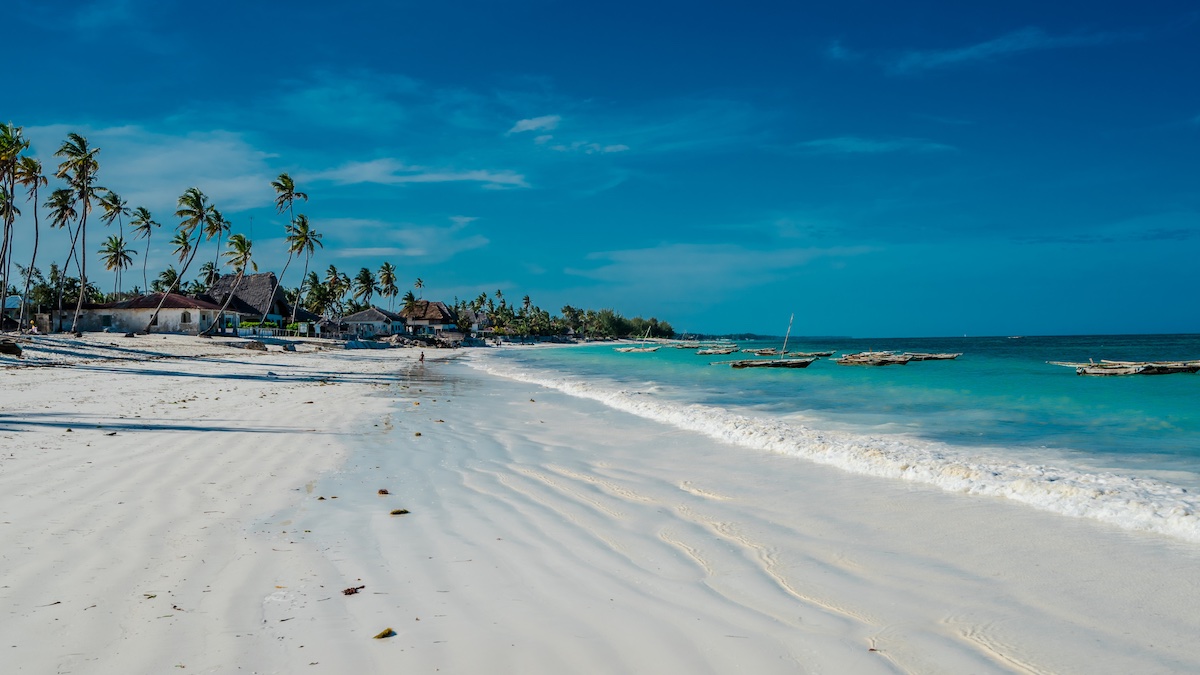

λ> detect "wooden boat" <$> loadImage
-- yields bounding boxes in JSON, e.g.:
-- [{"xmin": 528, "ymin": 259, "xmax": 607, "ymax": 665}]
[
  {"xmin": 835, "ymin": 351, "xmax": 912, "ymax": 366},
  {"xmin": 697, "ymin": 346, "xmax": 737, "ymax": 355},
  {"xmin": 729, "ymin": 357, "xmax": 816, "ymax": 369},
  {"xmin": 614, "ymin": 327, "xmax": 659, "ymax": 353},
  {"xmin": 725, "ymin": 315, "xmax": 815, "ymax": 369},
  {"xmin": 1049, "ymin": 359, "xmax": 1200, "ymax": 376},
  {"xmin": 786, "ymin": 350, "xmax": 834, "ymax": 357},
  {"xmin": 900, "ymin": 352, "xmax": 962, "ymax": 361}
]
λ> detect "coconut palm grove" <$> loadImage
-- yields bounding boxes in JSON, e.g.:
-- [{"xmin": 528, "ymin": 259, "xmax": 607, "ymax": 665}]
[{"xmin": 0, "ymin": 125, "xmax": 674, "ymax": 341}]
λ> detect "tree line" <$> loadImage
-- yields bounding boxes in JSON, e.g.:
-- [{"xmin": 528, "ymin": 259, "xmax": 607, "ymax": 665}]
[{"xmin": 1, "ymin": 123, "xmax": 672, "ymax": 339}]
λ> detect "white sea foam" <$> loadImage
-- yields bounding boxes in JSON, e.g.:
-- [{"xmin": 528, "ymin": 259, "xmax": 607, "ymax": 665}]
[{"xmin": 468, "ymin": 354, "xmax": 1200, "ymax": 544}]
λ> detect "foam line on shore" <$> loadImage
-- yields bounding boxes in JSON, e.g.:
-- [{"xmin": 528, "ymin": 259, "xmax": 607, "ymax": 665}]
[{"xmin": 469, "ymin": 354, "xmax": 1200, "ymax": 543}]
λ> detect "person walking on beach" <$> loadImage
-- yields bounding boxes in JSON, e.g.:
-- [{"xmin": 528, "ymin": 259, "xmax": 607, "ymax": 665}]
[{"xmin": 419, "ymin": 351, "xmax": 425, "ymax": 363}]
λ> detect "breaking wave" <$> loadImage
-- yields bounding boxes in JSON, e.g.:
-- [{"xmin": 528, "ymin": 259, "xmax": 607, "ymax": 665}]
[{"xmin": 468, "ymin": 354, "xmax": 1200, "ymax": 544}]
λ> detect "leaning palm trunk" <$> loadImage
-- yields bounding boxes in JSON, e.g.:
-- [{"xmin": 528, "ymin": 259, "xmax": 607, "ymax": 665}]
[
  {"xmin": 142, "ymin": 234, "xmax": 151, "ymax": 292},
  {"xmin": 18, "ymin": 189, "xmax": 40, "ymax": 330},
  {"xmin": 68, "ymin": 207, "xmax": 89, "ymax": 333},
  {"xmin": 143, "ymin": 226, "xmax": 206, "ymax": 333},
  {"xmin": 290, "ymin": 252, "xmax": 311, "ymax": 326},
  {"xmin": 56, "ymin": 221, "xmax": 83, "ymax": 331},
  {"xmin": 199, "ymin": 267, "xmax": 245, "ymax": 337},
  {"xmin": 1, "ymin": 180, "xmax": 14, "ymax": 327},
  {"xmin": 261, "ymin": 253, "xmax": 293, "ymax": 326}
]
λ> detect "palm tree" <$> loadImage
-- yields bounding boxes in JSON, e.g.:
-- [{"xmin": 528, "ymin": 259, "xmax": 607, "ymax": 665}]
[
  {"xmin": 352, "ymin": 267, "xmax": 378, "ymax": 306},
  {"xmin": 98, "ymin": 235, "xmax": 135, "ymax": 297},
  {"xmin": 197, "ymin": 260, "xmax": 219, "ymax": 287},
  {"xmin": 0, "ymin": 124, "xmax": 30, "ymax": 323},
  {"xmin": 271, "ymin": 172, "xmax": 308, "ymax": 228},
  {"xmin": 14, "ymin": 156, "xmax": 46, "ymax": 330},
  {"xmin": 260, "ymin": 211, "xmax": 315, "ymax": 326},
  {"xmin": 287, "ymin": 214, "xmax": 322, "ymax": 324},
  {"xmin": 44, "ymin": 188, "xmax": 77, "ymax": 330},
  {"xmin": 206, "ymin": 208, "xmax": 230, "ymax": 272},
  {"xmin": 152, "ymin": 266, "xmax": 178, "ymax": 293},
  {"xmin": 170, "ymin": 230, "xmax": 193, "ymax": 264},
  {"xmin": 201, "ymin": 233, "xmax": 254, "ymax": 336},
  {"xmin": 53, "ymin": 132, "xmax": 100, "ymax": 333},
  {"xmin": 98, "ymin": 189, "xmax": 130, "ymax": 239},
  {"xmin": 129, "ymin": 207, "xmax": 160, "ymax": 292},
  {"xmin": 414, "ymin": 277, "xmax": 425, "ymax": 299},
  {"xmin": 144, "ymin": 187, "xmax": 215, "ymax": 332},
  {"xmin": 323, "ymin": 267, "xmax": 350, "ymax": 319},
  {"xmin": 401, "ymin": 289, "xmax": 418, "ymax": 313},
  {"xmin": 378, "ymin": 262, "xmax": 398, "ymax": 311}
]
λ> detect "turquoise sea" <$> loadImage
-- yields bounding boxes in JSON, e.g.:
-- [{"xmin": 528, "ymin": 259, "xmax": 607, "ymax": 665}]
[{"xmin": 468, "ymin": 334, "xmax": 1200, "ymax": 542}]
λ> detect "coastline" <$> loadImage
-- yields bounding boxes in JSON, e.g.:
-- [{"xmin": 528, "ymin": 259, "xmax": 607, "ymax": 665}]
[{"xmin": 3, "ymin": 337, "xmax": 1199, "ymax": 673}]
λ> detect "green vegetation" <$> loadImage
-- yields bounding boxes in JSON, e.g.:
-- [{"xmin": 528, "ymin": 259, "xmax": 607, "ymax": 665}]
[{"xmin": 0, "ymin": 122, "xmax": 673, "ymax": 338}]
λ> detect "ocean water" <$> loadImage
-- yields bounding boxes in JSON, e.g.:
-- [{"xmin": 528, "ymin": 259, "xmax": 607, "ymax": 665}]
[{"xmin": 466, "ymin": 334, "xmax": 1200, "ymax": 542}]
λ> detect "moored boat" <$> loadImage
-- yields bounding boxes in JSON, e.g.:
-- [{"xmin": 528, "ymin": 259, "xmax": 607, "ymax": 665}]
[
  {"xmin": 835, "ymin": 351, "xmax": 912, "ymax": 366},
  {"xmin": 728, "ymin": 357, "xmax": 816, "ymax": 369},
  {"xmin": 1049, "ymin": 359, "xmax": 1200, "ymax": 376},
  {"xmin": 697, "ymin": 346, "xmax": 738, "ymax": 355},
  {"xmin": 900, "ymin": 352, "xmax": 962, "ymax": 361}
]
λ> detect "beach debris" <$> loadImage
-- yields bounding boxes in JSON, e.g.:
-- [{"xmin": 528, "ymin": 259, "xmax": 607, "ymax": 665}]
[
  {"xmin": 530, "ymin": 398, "xmax": 535, "ymax": 402},
  {"xmin": 378, "ymin": 489, "xmax": 390, "ymax": 495},
  {"xmin": 434, "ymin": 419, "xmax": 444, "ymax": 423},
  {"xmin": 105, "ymin": 432, "xmax": 117, "ymax": 436},
  {"xmin": 413, "ymin": 401, "xmax": 420, "ymax": 405},
  {"xmin": 317, "ymin": 496, "xmax": 326, "ymax": 500},
  {"xmin": 144, "ymin": 594, "xmax": 157, "ymax": 599},
  {"xmin": 414, "ymin": 432, "xmax": 422, "ymax": 437},
  {"xmin": 342, "ymin": 585, "xmax": 366, "ymax": 596},
  {"xmin": 373, "ymin": 627, "xmax": 396, "ymax": 639},
  {"xmin": 390, "ymin": 509, "xmax": 410, "ymax": 516}
]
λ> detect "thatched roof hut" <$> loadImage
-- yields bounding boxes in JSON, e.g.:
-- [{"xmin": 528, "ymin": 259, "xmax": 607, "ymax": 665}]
[{"xmin": 198, "ymin": 272, "xmax": 294, "ymax": 321}]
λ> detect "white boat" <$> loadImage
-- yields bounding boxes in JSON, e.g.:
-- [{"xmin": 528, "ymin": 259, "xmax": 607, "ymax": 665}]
[
  {"xmin": 614, "ymin": 327, "xmax": 660, "ymax": 353},
  {"xmin": 697, "ymin": 346, "xmax": 738, "ymax": 355}
]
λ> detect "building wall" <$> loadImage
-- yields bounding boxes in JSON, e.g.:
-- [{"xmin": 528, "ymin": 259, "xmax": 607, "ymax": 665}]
[
  {"xmin": 75, "ymin": 308, "xmax": 223, "ymax": 334},
  {"xmin": 348, "ymin": 320, "xmax": 397, "ymax": 336}
]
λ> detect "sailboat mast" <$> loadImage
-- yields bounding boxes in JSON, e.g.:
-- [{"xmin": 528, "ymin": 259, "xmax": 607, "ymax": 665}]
[{"xmin": 780, "ymin": 313, "xmax": 794, "ymax": 359}]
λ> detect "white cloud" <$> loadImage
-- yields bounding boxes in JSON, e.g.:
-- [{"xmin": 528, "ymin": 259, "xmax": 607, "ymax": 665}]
[
  {"xmin": 508, "ymin": 115, "xmax": 561, "ymax": 134},
  {"xmin": 549, "ymin": 141, "xmax": 630, "ymax": 154},
  {"xmin": 303, "ymin": 158, "xmax": 528, "ymax": 189},
  {"xmin": 26, "ymin": 123, "xmax": 276, "ymax": 214},
  {"xmin": 566, "ymin": 243, "xmax": 875, "ymax": 295},
  {"xmin": 328, "ymin": 216, "xmax": 488, "ymax": 262},
  {"xmin": 797, "ymin": 136, "xmax": 954, "ymax": 154},
  {"xmin": 891, "ymin": 27, "xmax": 1124, "ymax": 74}
]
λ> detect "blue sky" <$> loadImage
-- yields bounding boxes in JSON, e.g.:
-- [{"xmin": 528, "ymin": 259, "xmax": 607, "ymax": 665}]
[{"xmin": 6, "ymin": 0, "xmax": 1199, "ymax": 336}]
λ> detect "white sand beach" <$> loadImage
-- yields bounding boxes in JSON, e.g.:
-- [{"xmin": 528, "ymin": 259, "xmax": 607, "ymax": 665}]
[{"xmin": 3, "ymin": 336, "xmax": 1199, "ymax": 674}]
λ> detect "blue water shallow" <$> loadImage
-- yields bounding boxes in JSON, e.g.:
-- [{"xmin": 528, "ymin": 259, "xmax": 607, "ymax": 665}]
[{"xmin": 484, "ymin": 334, "xmax": 1200, "ymax": 478}]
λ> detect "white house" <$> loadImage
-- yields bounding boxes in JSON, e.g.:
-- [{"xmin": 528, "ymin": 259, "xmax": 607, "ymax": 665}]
[{"xmin": 75, "ymin": 293, "xmax": 233, "ymax": 334}]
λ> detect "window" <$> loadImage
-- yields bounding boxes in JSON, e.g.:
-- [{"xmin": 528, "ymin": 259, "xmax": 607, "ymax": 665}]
[
  {"xmin": 180, "ymin": 311, "xmax": 192, "ymax": 324},
  {"xmin": 101, "ymin": 315, "xmax": 112, "ymax": 327}
]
